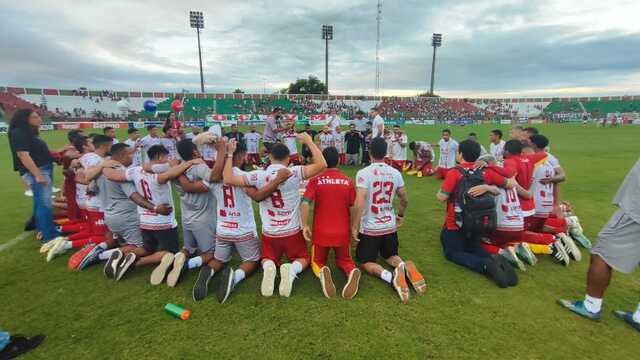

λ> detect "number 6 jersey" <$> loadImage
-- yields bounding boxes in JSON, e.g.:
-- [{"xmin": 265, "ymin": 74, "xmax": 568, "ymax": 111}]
[{"xmin": 356, "ymin": 162, "xmax": 405, "ymax": 236}]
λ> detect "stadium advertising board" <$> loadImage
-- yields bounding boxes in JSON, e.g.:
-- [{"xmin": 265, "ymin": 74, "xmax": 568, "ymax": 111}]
[{"xmin": 0, "ymin": 122, "xmax": 7, "ymax": 134}]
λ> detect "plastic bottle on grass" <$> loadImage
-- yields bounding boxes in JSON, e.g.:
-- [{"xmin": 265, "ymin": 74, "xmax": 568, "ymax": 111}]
[{"xmin": 165, "ymin": 303, "xmax": 191, "ymax": 320}]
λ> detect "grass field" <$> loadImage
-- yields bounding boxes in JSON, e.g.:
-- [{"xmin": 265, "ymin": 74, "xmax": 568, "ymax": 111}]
[{"xmin": 1, "ymin": 124, "xmax": 639, "ymax": 359}]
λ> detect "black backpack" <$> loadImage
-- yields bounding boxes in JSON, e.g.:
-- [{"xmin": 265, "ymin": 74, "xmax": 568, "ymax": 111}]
[{"xmin": 454, "ymin": 167, "xmax": 497, "ymax": 238}]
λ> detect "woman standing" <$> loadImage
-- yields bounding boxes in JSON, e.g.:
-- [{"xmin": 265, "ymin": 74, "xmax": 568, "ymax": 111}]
[
  {"xmin": 163, "ymin": 112, "xmax": 183, "ymax": 139},
  {"xmin": 8, "ymin": 109, "xmax": 60, "ymax": 242}
]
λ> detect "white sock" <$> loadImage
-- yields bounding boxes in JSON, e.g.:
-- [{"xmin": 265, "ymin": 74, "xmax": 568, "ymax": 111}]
[
  {"xmin": 63, "ymin": 241, "xmax": 73, "ymax": 250},
  {"xmin": 380, "ymin": 270, "xmax": 393, "ymax": 284},
  {"xmin": 187, "ymin": 256, "xmax": 203, "ymax": 269},
  {"xmin": 633, "ymin": 303, "xmax": 640, "ymax": 323},
  {"xmin": 290, "ymin": 261, "xmax": 303, "ymax": 281},
  {"xmin": 208, "ymin": 268, "xmax": 216, "ymax": 278},
  {"xmin": 97, "ymin": 242, "xmax": 108, "ymax": 249},
  {"xmin": 98, "ymin": 248, "xmax": 117, "ymax": 260},
  {"xmin": 233, "ymin": 269, "xmax": 246, "ymax": 285},
  {"xmin": 584, "ymin": 294, "xmax": 603, "ymax": 313}
]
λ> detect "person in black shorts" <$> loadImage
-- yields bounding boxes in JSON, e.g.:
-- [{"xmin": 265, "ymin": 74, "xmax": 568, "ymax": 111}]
[{"xmin": 299, "ymin": 123, "xmax": 318, "ymax": 164}]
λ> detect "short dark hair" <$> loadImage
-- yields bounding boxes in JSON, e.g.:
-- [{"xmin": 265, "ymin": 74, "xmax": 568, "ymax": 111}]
[
  {"xmin": 147, "ymin": 144, "xmax": 169, "ymax": 160},
  {"xmin": 128, "ymin": 128, "xmax": 139, "ymax": 134},
  {"xmin": 366, "ymin": 121, "xmax": 372, "ymax": 125},
  {"xmin": 234, "ymin": 141, "xmax": 247, "ymax": 157},
  {"xmin": 504, "ymin": 139, "xmax": 523, "ymax": 156},
  {"xmin": 529, "ymin": 134, "xmax": 549, "ymax": 150},
  {"xmin": 524, "ymin": 127, "xmax": 539, "ymax": 136},
  {"xmin": 393, "ymin": 124, "xmax": 400, "ymax": 129},
  {"xmin": 270, "ymin": 143, "xmax": 290, "ymax": 161},
  {"xmin": 110, "ymin": 143, "xmax": 129, "ymax": 156},
  {"xmin": 177, "ymin": 139, "xmax": 197, "ymax": 161},
  {"xmin": 73, "ymin": 135, "xmax": 89, "ymax": 152},
  {"xmin": 103, "ymin": 126, "xmax": 114, "ymax": 134},
  {"xmin": 92, "ymin": 134, "xmax": 113, "ymax": 149},
  {"xmin": 370, "ymin": 137, "xmax": 388, "ymax": 160},
  {"xmin": 442, "ymin": 128, "xmax": 451, "ymax": 135},
  {"xmin": 322, "ymin": 147, "xmax": 339, "ymax": 168},
  {"xmin": 203, "ymin": 126, "xmax": 210, "ymax": 132},
  {"xmin": 491, "ymin": 129, "xmax": 503, "ymax": 138},
  {"xmin": 67, "ymin": 129, "xmax": 83, "ymax": 143},
  {"xmin": 458, "ymin": 139, "xmax": 481, "ymax": 162},
  {"xmin": 409, "ymin": 141, "xmax": 417, "ymax": 151},
  {"xmin": 146, "ymin": 124, "xmax": 156, "ymax": 131},
  {"xmin": 468, "ymin": 132, "xmax": 477, "ymax": 137}
]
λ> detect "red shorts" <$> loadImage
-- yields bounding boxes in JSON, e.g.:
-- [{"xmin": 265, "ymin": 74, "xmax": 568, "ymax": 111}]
[
  {"xmin": 338, "ymin": 153, "xmax": 346, "ymax": 165},
  {"xmin": 311, "ymin": 243, "xmax": 356, "ymax": 276},
  {"xmin": 261, "ymin": 231, "xmax": 309, "ymax": 265},
  {"xmin": 391, "ymin": 160, "xmax": 406, "ymax": 172},
  {"xmin": 247, "ymin": 154, "xmax": 260, "ymax": 164},
  {"xmin": 435, "ymin": 167, "xmax": 451, "ymax": 180},
  {"xmin": 87, "ymin": 210, "xmax": 108, "ymax": 235},
  {"xmin": 417, "ymin": 161, "xmax": 434, "ymax": 175}
]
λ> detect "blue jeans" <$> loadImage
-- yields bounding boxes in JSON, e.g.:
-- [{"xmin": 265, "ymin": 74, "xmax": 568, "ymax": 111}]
[
  {"xmin": 440, "ymin": 228, "xmax": 491, "ymax": 274},
  {"xmin": 25, "ymin": 165, "xmax": 60, "ymax": 242}
]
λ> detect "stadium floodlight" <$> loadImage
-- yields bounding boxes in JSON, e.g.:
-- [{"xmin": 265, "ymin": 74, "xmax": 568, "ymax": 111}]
[
  {"xmin": 429, "ymin": 33, "xmax": 443, "ymax": 96},
  {"xmin": 322, "ymin": 25, "xmax": 334, "ymax": 94},
  {"xmin": 190, "ymin": 11, "xmax": 205, "ymax": 93}
]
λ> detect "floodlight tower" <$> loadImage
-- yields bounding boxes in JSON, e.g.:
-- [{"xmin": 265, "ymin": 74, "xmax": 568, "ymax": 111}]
[
  {"xmin": 322, "ymin": 25, "xmax": 333, "ymax": 94},
  {"xmin": 429, "ymin": 33, "xmax": 442, "ymax": 96},
  {"xmin": 190, "ymin": 11, "xmax": 205, "ymax": 93},
  {"xmin": 375, "ymin": 0, "xmax": 382, "ymax": 95}
]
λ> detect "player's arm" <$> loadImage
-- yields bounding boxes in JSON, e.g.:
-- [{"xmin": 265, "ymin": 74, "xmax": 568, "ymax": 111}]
[
  {"xmin": 223, "ymin": 140, "xmax": 247, "ymax": 187},
  {"xmin": 542, "ymin": 165, "xmax": 566, "ymax": 184},
  {"xmin": 412, "ymin": 152, "xmax": 418, "ymax": 169},
  {"xmin": 244, "ymin": 169, "xmax": 292, "ymax": 202},
  {"xmin": 396, "ymin": 186, "xmax": 408, "ymax": 226},
  {"xmin": 300, "ymin": 200, "xmax": 312, "ymax": 241},
  {"xmin": 103, "ymin": 167, "xmax": 127, "ymax": 182},
  {"xmin": 375, "ymin": 122, "xmax": 384, "ymax": 137},
  {"xmin": 157, "ymin": 159, "xmax": 204, "ymax": 184},
  {"xmin": 299, "ymin": 132, "xmax": 327, "ymax": 179},
  {"xmin": 436, "ymin": 170, "xmax": 458, "ymax": 201},
  {"xmin": 351, "ymin": 188, "xmax": 367, "ymax": 240},
  {"xmin": 209, "ymin": 138, "xmax": 226, "ymax": 182},
  {"xmin": 129, "ymin": 192, "xmax": 172, "ymax": 215},
  {"xmin": 176, "ymin": 175, "xmax": 210, "ymax": 193},
  {"xmin": 468, "ymin": 184, "xmax": 501, "ymax": 197}
]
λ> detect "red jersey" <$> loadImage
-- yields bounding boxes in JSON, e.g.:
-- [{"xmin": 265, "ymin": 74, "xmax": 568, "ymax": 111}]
[
  {"xmin": 303, "ymin": 168, "xmax": 355, "ymax": 247},
  {"xmin": 494, "ymin": 152, "xmax": 547, "ymax": 216},
  {"xmin": 440, "ymin": 163, "xmax": 508, "ymax": 231}
]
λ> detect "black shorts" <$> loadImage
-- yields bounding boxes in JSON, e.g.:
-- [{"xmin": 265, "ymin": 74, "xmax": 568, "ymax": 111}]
[
  {"xmin": 356, "ymin": 232, "xmax": 399, "ymax": 263},
  {"xmin": 141, "ymin": 228, "xmax": 179, "ymax": 254}
]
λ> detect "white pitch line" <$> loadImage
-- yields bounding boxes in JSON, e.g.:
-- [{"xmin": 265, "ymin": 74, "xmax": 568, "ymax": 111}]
[{"xmin": 0, "ymin": 232, "xmax": 32, "ymax": 253}]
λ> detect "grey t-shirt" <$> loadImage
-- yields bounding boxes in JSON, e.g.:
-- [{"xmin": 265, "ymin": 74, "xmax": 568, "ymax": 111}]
[
  {"xmin": 613, "ymin": 159, "xmax": 640, "ymax": 224},
  {"xmin": 97, "ymin": 165, "xmax": 138, "ymax": 220},
  {"xmin": 174, "ymin": 163, "xmax": 217, "ymax": 229}
]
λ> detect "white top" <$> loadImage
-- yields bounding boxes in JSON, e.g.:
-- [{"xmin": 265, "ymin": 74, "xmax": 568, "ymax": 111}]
[
  {"xmin": 282, "ymin": 131, "xmax": 298, "ymax": 155},
  {"xmin": 139, "ymin": 135, "xmax": 162, "ymax": 163},
  {"xmin": 111, "ymin": 138, "xmax": 120, "ymax": 144},
  {"xmin": 389, "ymin": 134, "xmax": 408, "ymax": 161},
  {"xmin": 124, "ymin": 139, "xmax": 142, "ymax": 168},
  {"xmin": 354, "ymin": 118, "xmax": 367, "ymax": 132},
  {"xmin": 199, "ymin": 143, "xmax": 216, "ymax": 161},
  {"xmin": 333, "ymin": 132, "xmax": 345, "ymax": 154},
  {"xmin": 371, "ymin": 115, "xmax": 385, "ymax": 138},
  {"xmin": 244, "ymin": 164, "xmax": 306, "ymax": 237},
  {"xmin": 318, "ymin": 133, "xmax": 334, "ymax": 151},
  {"xmin": 414, "ymin": 141, "xmax": 435, "ymax": 161},
  {"xmin": 79, "ymin": 152, "xmax": 104, "ymax": 212},
  {"xmin": 356, "ymin": 162, "xmax": 405, "ymax": 236},
  {"xmin": 125, "ymin": 166, "xmax": 178, "ymax": 230},
  {"xmin": 438, "ymin": 138, "xmax": 459, "ymax": 169},
  {"xmin": 160, "ymin": 138, "xmax": 179, "ymax": 160},
  {"xmin": 495, "ymin": 187, "xmax": 524, "ymax": 231},
  {"xmin": 244, "ymin": 132, "xmax": 262, "ymax": 154},
  {"xmin": 490, "ymin": 140, "xmax": 506, "ymax": 164},
  {"xmin": 327, "ymin": 115, "xmax": 341, "ymax": 134},
  {"xmin": 211, "ymin": 167, "xmax": 258, "ymax": 241},
  {"xmin": 532, "ymin": 157, "xmax": 555, "ymax": 217},
  {"xmin": 208, "ymin": 124, "xmax": 223, "ymax": 137}
]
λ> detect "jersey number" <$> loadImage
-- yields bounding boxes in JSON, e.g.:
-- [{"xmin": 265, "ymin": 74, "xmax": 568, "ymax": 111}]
[
  {"xmin": 140, "ymin": 179, "xmax": 153, "ymax": 201},
  {"xmin": 222, "ymin": 185, "xmax": 235, "ymax": 208},
  {"xmin": 271, "ymin": 190, "xmax": 284, "ymax": 209},
  {"xmin": 372, "ymin": 181, "xmax": 394, "ymax": 204}
]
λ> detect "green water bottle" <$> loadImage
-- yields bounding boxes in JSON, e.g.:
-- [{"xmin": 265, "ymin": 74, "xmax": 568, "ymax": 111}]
[{"xmin": 164, "ymin": 303, "xmax": 191, "ymax": 320}]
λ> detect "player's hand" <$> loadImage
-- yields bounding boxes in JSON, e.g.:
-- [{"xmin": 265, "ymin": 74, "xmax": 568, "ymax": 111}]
[
  {"xmin": 539, "ymin": 177, "xmax": 553, "ymax": 184},
  {"xmin": 467, "ymin": 185, "xmax": 489, "ymax": 197},
  {"xmin": 214, "ymin": 137, "xmax": 226, "ymax": 151},
  {"xmin": 189, "ymin": 158, "xmax": 205, "ymax": 166},
  {"xmin": 396, "ymin": 215, "xmax": 404, "ymax": 227},
  {"xmin": 474, "ymin": 160, "xmax": 488, "ymax": 170},
  {"xmin": 351, "ymin": 227, "xmax": 360, "ymax": 243},
  {"xmin": 303, "ymin": 226, "xmax": 312, "ymax": 242},
  {"xmin": 155, "ymin": 203, "xmax": 173, "ymax": 215},
  {"xmin": 275, "ymin": 168, "xmax": 293, "ymax": 183},
  {"xmin": 226, "ymin": 139, "xmax": 237, "ymax": 154},
  {"xmin": 297, "ymin": 132, "xmax": 312, "ymax": 145},
  {"xmin": 69, "ymin": 159, "xmax": 81, "ymax": 169},
  {"xmin": 34, "ymin": 173, "xmax": 48, "ymax": 186}
]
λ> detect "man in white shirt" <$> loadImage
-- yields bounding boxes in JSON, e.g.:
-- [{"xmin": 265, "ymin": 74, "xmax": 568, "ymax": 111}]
[
  {"xmin": 333, "ymin": 126, "xmax": 346, "ymax": 165},
  {"xmin": 124, "ymin": 128, "xmax": 142, "ymax": 168},
  {"xmin": 103, "ymin": 126, "xmax": 119, "ymax": 144},
  {"xmin": 139, "ymin": 125, "xmax": 163, "ymax": 163},
  {"xmin": 282, "ymin": 129, "xmax": 300, "ymax": 165},
  {"xmin": 244, "ymin": 124, "xmax": 262, "ymax": 166},
  {"xmin": 317, "ymin": 126, "xmax": 335, "ymax": 151},
  {"xmin": 489, "ymin": 129, "xmax": 506, "ymax": 164},
  {"xmin": 408, "ymin": 141, "xmax": 435, "ymax": 177},
  {"xmin": 389, "ymin": 125, "xmax": 408, "ymax": 172},
  {"xmin": 467, "ymin": 132, "xmax": 488, "ymax": 156},
  {"xmin": 370, "ymin": 109, "xmax": 385, "ymax": 139},
  {"xmin": 327, "ymin": 112, "xmax": 341, "ymax": 135},
  {"xmin": 435, "ymin": 129, "xmax": 459, "ymax": 180}
]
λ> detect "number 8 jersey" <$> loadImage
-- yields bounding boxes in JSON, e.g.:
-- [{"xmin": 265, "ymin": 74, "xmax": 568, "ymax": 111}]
[{"xmin": 356, "ymin": 162, "xmax": 405, "ymax": 236}]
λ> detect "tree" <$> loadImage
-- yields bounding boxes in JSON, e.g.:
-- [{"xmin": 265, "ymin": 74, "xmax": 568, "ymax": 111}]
[
  {"xmin": 284, "ymin": 76, "xmax": 327, "ymax": 94},
  {"xmin": 417, "ymin": 92, "xmax": 439, "ymax": 98},
  {"xmin": 233, "ymin": 89, "xmax": 245, "ymax": 94}
]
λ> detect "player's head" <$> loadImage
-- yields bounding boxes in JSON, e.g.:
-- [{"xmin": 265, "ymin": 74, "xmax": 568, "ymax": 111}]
[
  {"xmin": 177, "ymin": 139, "xmax": 200, "ymax": 161},
  {"xmin": 524, "ymin": 127, "xmax": 539, "ymax": 138},
  {"xmin": 67, "ymin": 129, "xmax": 84, "ymax": 143},
  {"xmin": 110, "ymin": 143, "xmax": 132, "ymax": 167},
  {"xmin": 370, "ymin": 109, "xmax": 378, "ymax": 117},
  {"xmin": 335, "ymin": 126, "xmax": 342, "ymax": 133},
  {"xmin": 191, "ymin": 126, "xmax": 201, "ymax": 135},
  {"xmin": 529, "ymin": 134, "xmax": 549, "ymax": 152},
  {"xmin": 272, "ymin": 107, "xmax": 283, "ymax": 116},
  {"xmin": 442, "ymin": 129, "xmax": 451, "ymax": 141},
  {"xmin": 467, "ymin": 132, "xmax": 478, "ymax": 142},
  {"xmin": 127, "ymin": 128, "xmax": 139, "ymax": 140},
  {"xmin": 323, "ymin": 125, "xmax": 330, "ymax": 133},
  {"xmin": 478, "ymin": 153, "xmax": 497, "ymax": 166},
  {"xmin": 146, "ymin": 124, "xmax": 158, "ymax": 137},
  {"xmin": 103, "ymin": 126, "xmax": 116, "ymax": 139},
  {"xmin": 323, "ymin": 147, "xmax": 339, "ymax": 168},
  {"xmin": 509, "ymin": 126, "xmax": 524, "ymax": 140},
  {"xmin": 269, "ymin": 143, "xmax": 290, "ymax": 165},
  {"xmin": 457, "ymin": 139, "xmax": 481, "ymax": 163},
  {"xmin": 203, "ymin": 126, "xmax": 210, "ymax": 132},
  {"xmin": 409, "ymin": 141, "xmax": 417, "ymax": 151},
  {"xmin": 73, "ymin": 135, "xmax": 93, "ymax": 153},
  {"xmin": 230, "ymin": 124, "xmax": 238, "ymax": 132},
  {"xmin": 167, "ymin": 111, "xmax": 176, "ymax": 122},
  {"xmin": 394, "ymin": 125, "xmax": 402, "ymax": 135},
  {"xmin": 356, "ymin": 110, "xmax": 365, "ymax": 119},
  {"xmin": 490, "ymin": 129, "xmax": 502, "ymax": 143},
  {"xmin": 366, "ymin": 121, "xmax": 372, "ymax": 129},
  {"xmin": 250, "ymin": 124, "xmax": 257, "ymax": 132},
  {"xmin": 233, "ymin": 141, "xmax": 248, "ymax": 167},
  {"xmin": 147, "ymin": 144, "xmax": 170, "ymax": 164},
  {"xmin": 92, "ymin": 134, "xmax": 113, "ymax": 154},
  {"xmin": 349, "ymin": 124, "xmax": 356, "ymax": 131},
  {"xmin": 165, "ymin": 127, "xmax": 178, "ymax": 138},
  {"xmin": 370, "ymin": 137, "xmax": 388, "ymax": 161},
  {"xmin": 504, "ymin": 139, "xmax": 523, "ymax": 157}
]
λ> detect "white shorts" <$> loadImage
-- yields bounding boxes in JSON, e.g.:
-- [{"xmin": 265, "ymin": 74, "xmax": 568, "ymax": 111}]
[{"xmin": 214, "ymin": 238, "xmax": 261, "ymax": 263}]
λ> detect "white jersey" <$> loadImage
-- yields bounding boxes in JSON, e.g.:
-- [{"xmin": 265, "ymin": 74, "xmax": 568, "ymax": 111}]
[
  {"xmin": 208, "ymin": 124, "xmax": 223, "ymax": 137},
  {"xmin": 390, "ymin": 134, "xmax": 408, "ymax": 161},
  {"xmin": 245, "ymin": 164, "xmax": 306, "ymax": 237},
  {"xmin": 438, "ymin": 138, "xmax": 458, "ymax": 169},
  {"xmin": 79, "ymin": 152, "xmax": 104, "ymax": 212},
  {"xmin": 355, "ymin": 162, "xmax": 405, "ymax": 236},
  {"xmin": 125, "ymin": 166, "xmax": 177, "ymax": 230},
  {"xmin": 244, "ymin": 132, "xmax": 262, "ymax": 154},
  {"xmin": 161, "ymin": 138, "xmax": 179, "ymax": 160},
  {"xmin": 546, "ymin": 152, "xmax": 560, "ymax": 169},
  {"xmin": 414, "ymin": 141, "xmax": 435, "ymax": 161},
  {"xmin": 124, "ymin": 139, "xmax": 142, "ymax": 167},
  {"xmin": 496, "ymin": 187, "xmax": 524, "ymax": 231},
  {"xmin": 111, "ymin": 138, "xmax": 120, "ymax": 144},
  {"xmin": 211, "ymin": 167, "xmax": 258, "ymax": 242},
  {"xmin": 198, "ymin": 144, "xmax": 216, "ymax": 162},
  {"xmin": 371, "ymin": 115, "xmax": 385, "ymax": 138},
  {"xmin": 333, "ymin": 132, "xmax": 345, "ymax": 154},
  {"xmin": 139, "ymin": 135, "xmax": 162, "ymax": 163},
  {"xmin": 318, "ymin": 133, "xmax": 334, "ymax": 151},
  {"xmin": 532, "ymin": 156, "xmax": 555, "ymax": 218},
  {"xmin": 327, "ymin": 115, "xmax": 341, "ymax": 134},
  {"xmin": 490, "ymin": 140, "xmax": 506, "ymax": 164},
  {"xmin": 282, "ymin": 131, "xmax": 298, "ymax": 155}
]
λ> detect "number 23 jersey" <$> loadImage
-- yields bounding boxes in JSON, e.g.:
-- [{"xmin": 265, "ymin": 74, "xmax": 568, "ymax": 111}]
[{"xmin": 356, "ymin": 162, "xmax": 405, "ymax": 236}]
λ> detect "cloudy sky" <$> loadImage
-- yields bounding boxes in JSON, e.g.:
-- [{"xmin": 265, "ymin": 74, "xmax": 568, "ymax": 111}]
[{"xmin": 1, "ymin": 0, "xmax": 639, "ymax": 97}]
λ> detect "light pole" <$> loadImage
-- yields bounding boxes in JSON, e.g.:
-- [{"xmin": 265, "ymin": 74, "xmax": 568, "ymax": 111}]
[
  {"xmin": 190, "ymin": 11, "xmax": 205, "ymax": 93},
  {"xmin": 322, "ymin": 25, "xmax": 333, "ymax": 94},
  {"xmin": 429, "ymin": 33, "xmax": 442, "ymax": 96}
]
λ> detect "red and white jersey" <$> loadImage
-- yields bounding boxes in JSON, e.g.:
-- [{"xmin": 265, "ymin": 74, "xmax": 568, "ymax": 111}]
[
  {"xmin": 532, "ymin": 158, "xmax": 555, "ymax": 218},
  {"xmin": 390, "ymin": 134, "xmax": 408, "ymax": 161},
  {"xmin": 490, "ymin": 140, "xmax": 506, "ymax": 164},
  {"xmin": 80, "ymin": 152, "xmax": 104, "ymax": 212},
  {"xmin": 211, "ymin": 167, "xmax": 257, "ymax": 242},
  {"xmin": 356, "ymin": 162, "xmax": 405, "ymax": 236},
  {"xmin": 160, "ymin": 138, "xmax": 179, "ymax": 160},
  {"xmin": 318, "ymin": 133, "xmax": 334, "ymax": 151},
  {"xmin": 334, "ymin": 132, "xmax": 345, "ymax": 153},
  {"xmin": 282, "ymin": 131, "xmax": 298, "ymax": 155},
  {"xmin": 124, "ymin": 139, "xmax": 142, "ymax": 168},
  {"xmin": 438, "ymin": 138, "xmax": 459, "ymax": 169},
  {"xmin": 125, "ymin": 166, "xmax": 177, "ymax": 230},
  {"xmin": 496, "ymin": 187, "xmax": 524, "ymax": 231},
  {"xmin": 244, "ymin": 132, "xmax": 261, "ymax": 154},
  {"xmin": 139, "ymin": 135, "xmax": 162, "ymax": 163},
  {"xmin": 245, "ymin": 164, "xmax": 306, "ymax": 237},
  {"xmin": 414, "ymin": 141, "xmax": 434, "ymax": 161},
  {"xmin": 198, "ymin": 144, "xmax": 216, "ymax": 161}
]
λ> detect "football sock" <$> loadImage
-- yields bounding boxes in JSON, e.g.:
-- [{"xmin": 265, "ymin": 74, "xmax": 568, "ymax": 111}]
[
  {"xmin": 290, "ymin": 260, "xmax": 303, "ymax": 281},
  {"xmin": 187, "ymin": 256, "xmax": 203, "ymax": 269},
  {"xmin": 208, "ymin": 268, "xmax": 216, "ymax": 278},
  {"xmin": 633, "ymin": 303, "xmax": 640, "ymax": 323},
  {"xmin": 99, "ymin": 248, "xmax": 117, "ymax": 260},
  {"xmin": 62, "ymin": 241, "xmax": 73, "ymax": 250},
  {"xmin": 233, "ymin": 269, "xmax": 246, "ymax": 285},
  {"xmin": 528, "ymin": 244, "xmax": 551, "ymax": 254},
  {"xmin": 584, "ymin": 294, "xmax": 603, "ymax": 313},
  {"xmin": 97, "ymin": 242, "xmax": 108, "ymax": 249},
  {"xmin": 380, "ymin": 270, "xmax": 393, "ymax": 284}
]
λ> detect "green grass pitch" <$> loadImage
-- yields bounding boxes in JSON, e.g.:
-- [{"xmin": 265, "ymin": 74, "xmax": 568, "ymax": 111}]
[{"xmin": 1, "ymin": 124, "xmax": 639, "ymax": 359}]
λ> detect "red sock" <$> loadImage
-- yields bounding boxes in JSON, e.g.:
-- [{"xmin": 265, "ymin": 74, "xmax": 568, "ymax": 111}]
[{"xmin": 522, "ymin": 231, "xmax": 555, "ymax": 245}]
